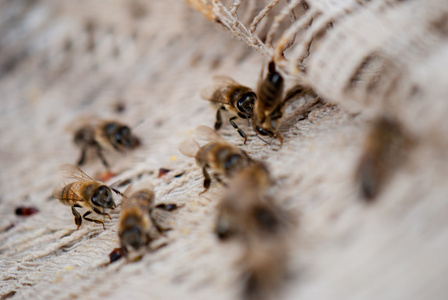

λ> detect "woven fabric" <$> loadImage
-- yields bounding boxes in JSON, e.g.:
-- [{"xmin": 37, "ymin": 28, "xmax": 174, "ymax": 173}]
[
  {"xmin": 190, "ymin": 0, "xmax": 448, "ymax": 140},
  {"xmin": 1, "ymin": 1, "xmax": 448, "ymax": 299}
]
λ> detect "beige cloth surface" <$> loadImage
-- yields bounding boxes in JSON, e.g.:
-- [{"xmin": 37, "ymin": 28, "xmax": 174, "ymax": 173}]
[{"xmin": 1, "ymin": 0, "xmax": 448, "ymax": 299}]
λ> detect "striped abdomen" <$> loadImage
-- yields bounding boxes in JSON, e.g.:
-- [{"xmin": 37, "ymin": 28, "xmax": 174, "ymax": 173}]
[
  {"xmin": 121, "ymin": 190, "xmax": 154, "ymax": 212},
  {"xmin": 258, "ymin": 62, "xmax": 284, "ymax": 111},
  {"xmin": 119, "ymin": 189, "xmax": 154, "ymax": 250},
  {"xmin": 74, "ymin": 125, "xmax": 96, "ymax": 146},
  {"xmin": 58, "ymin": 182, "xmax": 85, "ymax": 206}
]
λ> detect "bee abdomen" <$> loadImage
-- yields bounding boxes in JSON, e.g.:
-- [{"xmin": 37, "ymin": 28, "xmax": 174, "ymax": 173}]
[
  {"xmin": 261, "ymin": 78, "xmax": 283, "ymax": 106},
  {"xmin": 59, "ymin": 182, "xmax": 83, "ymax": 206},
  {"xmin": 260, "ymin": 62, "xmax": 284, "ymax": 108},
  {"xmin": 74, "ymin": 126, "xmax": 96, "ymax": 146}
]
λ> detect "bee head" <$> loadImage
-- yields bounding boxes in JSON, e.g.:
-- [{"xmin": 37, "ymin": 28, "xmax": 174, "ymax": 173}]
[
  {"xmin": 216, "ymin": 216, "xmax": 232, "ymax": 240},
  {"xmin": 253, "ymin": 205, "xmax": 279, "ymax": 233},
  {"xmin": 91, "ymin": 186, "xmax": 116, "ymax": 209},
  {"xmin": 114, "ymin": 125, "xmax": 133, "ymax": 148},
  {"xmin": 237, "ymin": 92, "xmax": 256, "ymax": 117},
  {"xmin": 104, "ymin": 122, "xmax": 134, "ymax": 149},
  {"xmin": 224, "ymin": 153, "xmax": 244, "ymax": 170},
  {"xmin": 121, "ymin": 226, "xmax": 144, "ymax": 250},
  {"xmin": 255, "ymin": 126, "xmax": 274, "ymax": 137}
]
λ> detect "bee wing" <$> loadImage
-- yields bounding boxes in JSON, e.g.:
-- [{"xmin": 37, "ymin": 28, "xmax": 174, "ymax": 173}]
[
  {"xmin": 123, "ymin": 183, "xmax": 134, "ymax": 198},
  {"xmin": 257, "ymin": 61, "xmax": 267, "ymax": 90},
  {"xmin": 60, "ymin": 164, "xmax": 96, "ymax": 183},
  {"xmin": 200, "ymin": 75, "xmax": 238, "ymax": 103},
  {"xmin": 256, "ymin": 62, "xmax": 269, "ymax": 112},
  {"xmin": 64, "ymin": 115, "xmax": 100, "ymax": 133},
  {"xmin": 194, "ymin": 125, "xmax": 225, "ymax": 143},
  {"xmin": 283, "ymin": 82, "xmax": 316, "ymax": 104},
  {"xmin": 179, "ymin": 137, "xmax": 200, "ymax": 158},
  {"xmin": 51, "ymin": 181, "xmax": 82, "ymax": 202},
  {"xmin": 123, "ymin": 182, "xmax": 155, "ymax": 198},
  {"xmin": 51, "ymin": 181, "xmax": 67, "ymax": 199},
  {"xmin": 212, "ymin": 75, "xmax": 238, "ymax": 86}
]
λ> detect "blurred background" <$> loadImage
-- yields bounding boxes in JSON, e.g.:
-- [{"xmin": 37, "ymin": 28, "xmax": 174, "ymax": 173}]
[{"xmin": 1, "ymin": 0, "xmax": 448, "ymax": 299}]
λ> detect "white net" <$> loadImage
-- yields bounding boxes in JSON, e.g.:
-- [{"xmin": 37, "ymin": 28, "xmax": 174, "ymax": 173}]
[{"xmin": 188, "ymin": 0, "xmax": 448, "ymax": 140}]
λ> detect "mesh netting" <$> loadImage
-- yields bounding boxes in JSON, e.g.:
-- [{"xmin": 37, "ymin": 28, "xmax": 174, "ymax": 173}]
[{"xmin": 188, "ymin": 0, "xmax": 448, "ymax": 140}]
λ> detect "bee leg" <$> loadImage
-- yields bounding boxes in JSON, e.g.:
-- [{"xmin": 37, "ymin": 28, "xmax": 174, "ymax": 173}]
[
  {"xmin": 149, "ymin": 214, "xmax": 171, "ymax": 234},
  {"xmin": 155, "ymin": 203, "xmax": 182, "ymax": 211},
  {"xmin": 92, "ymin": 207, "xmax": 111, "ymax": 220},
  {"xmin": 111, "ymin": 187, "xmax": 123, "ymax": 196},
  {"xmin": 214, "ymin": 175, "xmax": 228, "ymax": 188},
  {"xmin": 215, "ymin": 215, "xmax": 233, "ymax": 240},
  {"xmin": 96, "ymin": 146, "xmax": 110, "ymax": 170},
  {"xmin": 77, "ymin": 146, "xmax": 87, "ymax": 166},
  {"xmin": 270, "ymin": 110, "xmax": 283, "ymax": 121},
  {"xmin": 82, "ymin": 211, "xmax": 105, "ymax": 230},
  {"xmin": 229, "ymin": 116, "xmax": 247, "ymax": 144},
  {"xmin": 149, "ymin": 241, "xmax": 168, "ymax": 251},
  {"xmin": 357, "ymin": 156, "xmax": 381, "ymax": 200},
  {"xmin": 200, "ymin": 167, "xmax": 211, "ymax": 194},
  {"xmin": 110, "ymin": 142, "xmax": 123, "ymax": 152},
  {"xmin": 277, "ymin": 132, "xmax": 284, "ymax": 148},
  {"xmin": 71, "ymin": 206, "xmax": 82, "ymax": 230},
  {"xmin": 214, "ymin": 107, "xmax": 224, "ymax": 130}
]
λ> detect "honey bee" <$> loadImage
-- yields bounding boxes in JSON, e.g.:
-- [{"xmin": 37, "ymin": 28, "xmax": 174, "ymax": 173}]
[
  {"xmin": 253, "ymin": 60, "xmax": 285, "ymax": 146},
  {"xmin": 241, "ymin": 236, "xmax": 289, "ymax": 300},
  {"xmin": 74, "ymin": 119, "xmax": 140, "ymax": 169},
  {"xmin": 355, "ymin": 116, "xmax": 411, "ymax": 200},
  {"xmin": 215, "ymin": 162, "xmax": 274, "ymax": 239},
  {"xmin": 52, "ymin": 164, "xmax": 121, "ymax": 229},
  {"xmin": 214, "ymin": 164, "xmax": 289, "ymax": 300},
  {"xmin": 118, "ymin": 182, "xmax": 162, "ymax": 252},
  {"xmin": 179, "ymin": 125, "xmax": 255, "ymax": 193},
  {"xmin": 201, "ymin": 76, "xmax": 257, "ymax": 144}
]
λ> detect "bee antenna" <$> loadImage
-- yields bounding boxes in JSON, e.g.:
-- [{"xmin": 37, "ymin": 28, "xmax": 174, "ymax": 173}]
[
  {"xmin": 207, "ymin": 99, "xmax": 231, "ymax": 105},
  {"xmin": 256, "ymin": 134, "xmax": 271, "ymax": 145},
  {"xmin": 131, "ymin": 119, "xmax": 145, "ymax": 129},
  {"xmin": 109, "ymin": 178, "xmax": 127, "ymax": 189},
  {"xmin": 245, "ymin": 112, "xmax": 250, "ymax": 127},
  {"xmin": 268, "ymin": 60, "xmax": 276, "ymax": 73},
  {"xmin": 111, "ymin": 187, "xmax": 124, "ymax": 196}
]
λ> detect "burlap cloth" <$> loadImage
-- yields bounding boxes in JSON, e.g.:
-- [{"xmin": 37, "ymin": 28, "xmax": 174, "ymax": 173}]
[{"xmin": 1, "ymin": 0, "xmax": 448, "ymax": 299}]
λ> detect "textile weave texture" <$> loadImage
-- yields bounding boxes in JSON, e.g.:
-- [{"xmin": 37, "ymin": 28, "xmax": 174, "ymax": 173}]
[{"xmin": 1, "ymin": 1, "xmax": 448, "ymax": 299}]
